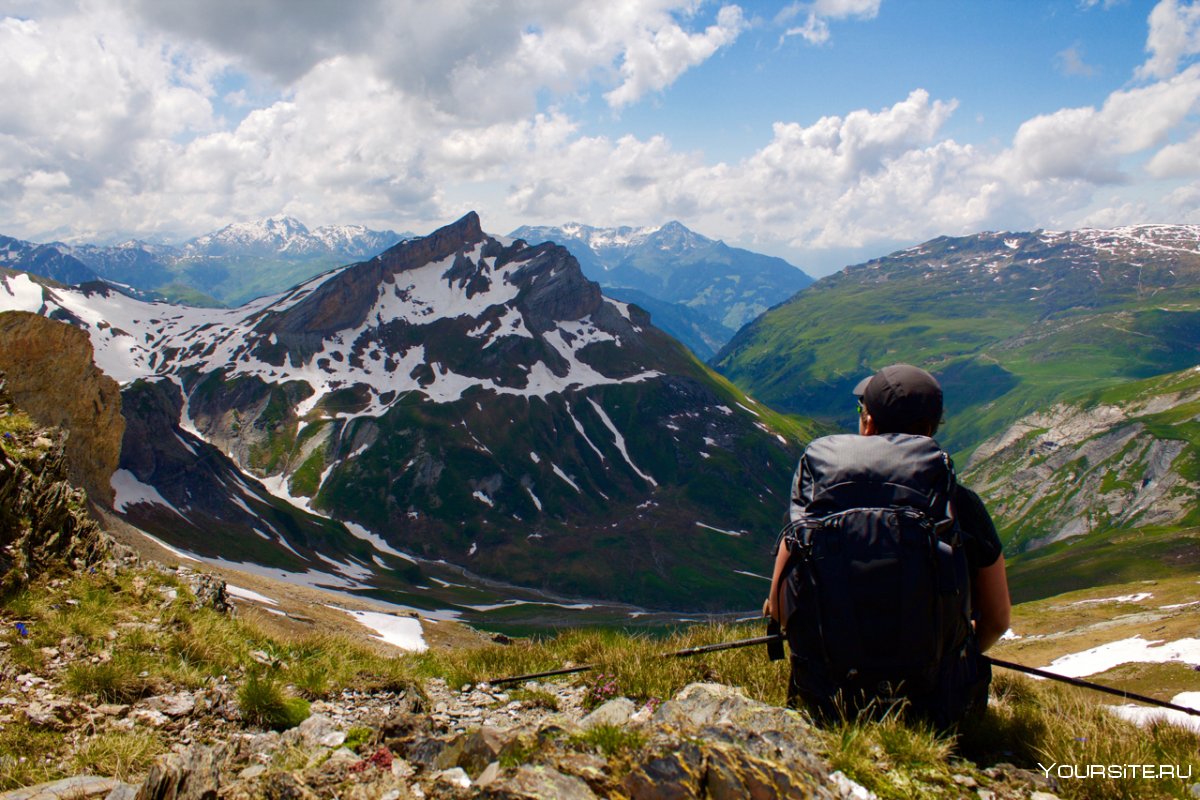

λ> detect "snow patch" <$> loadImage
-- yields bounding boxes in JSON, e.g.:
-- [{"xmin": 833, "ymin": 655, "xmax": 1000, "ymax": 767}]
[
  {"xmin": 111, "ymin": 469, "xmax": 189, "ymax": 521},
  {"xmin": 329, "ymin": 606, "xmax": 427, "ymax": 652},
  {"xmin": 1070, "ymin": 592, "xmax": 1153, "ymax": 606},
  {"xmin": 695, "ymin": 522, "xmax": 745, "ymax": 537},
  {"xmin": 1041, "ymin": 635, "xmax": 1200, "ymax": 678},
  {"xmin": 226, "ymin": 584, "xmax": 278, "ymax": 606},
  {"xmin": 1107, "ymin": 692, "xmax": 1200, "ymax": 734},
  {"xmin": 551, "ymin": 463, "xmax": 581, "ymax": 493},
  {"xmin": 586, "ymin": 398, "xmax": 657, "ymax": 486}
]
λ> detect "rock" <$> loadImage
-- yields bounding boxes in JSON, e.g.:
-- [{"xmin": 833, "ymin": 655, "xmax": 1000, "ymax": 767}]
[
  {"xmin": 131, "ymin": 708, "xmax": 171, "ymax": 728},
  {"xmin": 476, "ymin": 762, "xmax": 501, "ymax": 788},
  {"xmin": 144, "ymin": 693, "xmax": 196, "ymax": 718},
  {"xmin": 579, "ymin": 698, "xmax": 635, "ymax": 729},
  {"xmin": 435, "ymin": 768, "xmax": 471, "ymax": 789},
  {"xmin": 704, "ymin": 743, "xmax": 816, "ymax": 800},
  {"xmin": 654, "ymin": 683, "xmax": 827, "ymax": 779},
  {"xmin": 0, "ymin": 775, "xmax": 119, "ymax": 800},
  {"xmin": 175, "ymin": 569, "xmax": 230, "ymax": 614},
  {"xmin": 105, "ymin": 784, "xmax": 139, "ymax": 800},
  {"xmin": 436, "ymin": 727, "xmax": 509, "ymax": 777},
  {"xmin": 258, "ymin": 772, "xmax": 317, "ymax": 800},
  {"xmin": 22, "ymin": 699, "xmax": 80, "ymax": 730},
  {"xmin": 134, "ymin": 746, "xmax": 219, "ymax": 800},
  {"xmin": 326, "ymin": 748, "xmax": 361, "ymax": 768},
  {"xmin": 480, "ymin": 765, "xmax": 598, "ymax": 800},
  {"xmin": 0, "ymin": 312, "xmax": 124, "ymax": 504},
  {"xmin": 291, "ymin": 714, "xmax": 344, "ymax": 749},
  {"xmin": 237, "ymin": 766, "xmax": 266, "ymax": 781},
  {"xmin": 96, "ymin": 704, "xmax": 129, "ymax": 717},
  {"xmin": 622, "ymin": 743, "xmax": 705, "ymax": 800},
  {"xmin": 829, "ymin": 769, "xmax": 876, "ymax": 799}
]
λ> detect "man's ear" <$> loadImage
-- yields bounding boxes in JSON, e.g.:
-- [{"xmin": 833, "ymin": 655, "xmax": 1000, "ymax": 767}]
[{"xmin": 859, "ymin": 412, "xmax": 877, "ymax": 436}]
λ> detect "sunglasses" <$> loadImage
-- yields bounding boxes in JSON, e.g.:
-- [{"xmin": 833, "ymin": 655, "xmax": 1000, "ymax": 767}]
[{"xmin": 856, "ymin": 400, "xmax": 865, "ymax": 415}]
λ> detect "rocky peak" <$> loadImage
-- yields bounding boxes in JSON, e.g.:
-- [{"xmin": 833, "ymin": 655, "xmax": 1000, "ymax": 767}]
[{"xmin": 0, "ymin": 311, "xmax": 123, "ymax": 505}]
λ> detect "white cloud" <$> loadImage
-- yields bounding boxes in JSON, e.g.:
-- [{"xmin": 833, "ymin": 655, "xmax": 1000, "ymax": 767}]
[
  {"xmin": 125, "ymin": 0, "xmax": 744, "ymax": 120},
  {"xmin": 779, "ymin": 0, "xmax": 881, "ymax": 45},
  {"xmin": 605, "ymin": 4, "xmax": 745, "ymax": 108},
  {"xmin": 1147, "ymin": 127, "xmax": 1200, "ymax": 176},
  {"xmin": 1006, "ymin": 65, "xmax": 1200, "ymax": 183},
  {"xmin": 0, "ymin": 0, "xmax": 1198, "ymax": 267},
  {"xmin": 1137, "ymin": 0, "xmax": 1200, "ymax": 80}
]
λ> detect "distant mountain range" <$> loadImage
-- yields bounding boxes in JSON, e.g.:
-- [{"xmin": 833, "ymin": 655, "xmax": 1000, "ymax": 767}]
[
  {"xmin": 0, "ymin": 212, "xmax": 814, "ymax": 611},
  {"xmin": 510, "ymin": 222, "xmax": 814, "ymax": 359},
  {"xmin": 1, "ymin": 216, "xmax": 408, "ymax": 307},
  {"xmin": 2, "ymin": 218, "xmax": 813, "ymax": 361},
  {"xmin": 714, "ymin": 225, "xmax": 1200, "ymax": 456}
]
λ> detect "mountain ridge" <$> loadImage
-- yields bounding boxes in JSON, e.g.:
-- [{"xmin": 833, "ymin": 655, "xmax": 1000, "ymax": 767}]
[
  {"xmin": 510, "ymin": 220, "xmax": 814, "ymax": 359},
  {"xmin": 0, "ymin": 212, "xmax": 812, "ymax": 612},
  {"xmin": 714, "ymin": 223, "xmax": 1200, "ymax": 457}
]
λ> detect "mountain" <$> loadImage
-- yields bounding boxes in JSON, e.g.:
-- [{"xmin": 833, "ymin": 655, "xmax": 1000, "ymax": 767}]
[
  {"xmin": 510, "ymin": 221, "xmax": 813, "ymax": 359},
  {"xmin": 714, "ymin": 225, "xmax": 1200, "ymax": 456},
  {"xmin": 0, "ymin": 212, "xmax": 815, "ymax": 611},
  {"xmin": 180, "ymin": 215, "xmax": 402, "ymax": 259},
  {"xmin": 54, "ymin": 216, "xmax": 408, "ymax": 306},
  {"xmin": 962, "ymin": 365, "xmax": 1200, "ymax": 602},
  {"xmin": 1, "ymin": 235, "xmax": 100, "ymax": 286}
]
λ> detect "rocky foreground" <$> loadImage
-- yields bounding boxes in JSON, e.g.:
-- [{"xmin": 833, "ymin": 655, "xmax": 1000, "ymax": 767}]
[{"xmin": 3, "ymin": 628, "xmax": 1067, "ymax": 800}]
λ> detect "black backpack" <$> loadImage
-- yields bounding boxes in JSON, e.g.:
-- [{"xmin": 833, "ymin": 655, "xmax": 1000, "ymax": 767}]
[{"xmin": 777, "ymin": 433, "xmax": 985, "ymax": 726}]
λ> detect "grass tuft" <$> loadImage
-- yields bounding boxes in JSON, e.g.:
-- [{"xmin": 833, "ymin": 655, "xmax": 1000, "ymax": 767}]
[
  {"xmin": 237, "ymin": 671, "xmax": 312, "ymax": 730},
  {"xmin": 71, "ymin": 731, "xmax": 165, "ymax": 780},
  {"xmin": 571, "ymin": 724, "xmax": 647, "ymax": 758}
]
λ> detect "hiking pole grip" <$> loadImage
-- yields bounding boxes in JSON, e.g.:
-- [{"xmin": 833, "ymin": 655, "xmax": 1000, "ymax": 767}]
[{"xmin": 767, "ymin": 618, "xmax": 785, "ymax": 661}]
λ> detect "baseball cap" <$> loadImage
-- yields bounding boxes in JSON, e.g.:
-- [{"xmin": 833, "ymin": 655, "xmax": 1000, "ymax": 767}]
[{"xmin": 852, "ymin": 364, "xmax": 943, "ymax": 433}]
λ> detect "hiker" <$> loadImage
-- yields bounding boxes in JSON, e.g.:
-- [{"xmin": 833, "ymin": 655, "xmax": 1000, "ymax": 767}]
[{"xmin": 763, "ymin": 364, "xmax": 1011, "ymax": 727}]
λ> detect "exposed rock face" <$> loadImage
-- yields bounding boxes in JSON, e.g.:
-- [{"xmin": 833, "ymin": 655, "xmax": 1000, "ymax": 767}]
[
  {"xmin": 0, "ymin": 384, "xmax": 111, "ymax": 593},
  {"xmin": 0, "ymin": 310, "xmax": 123, "ymax": 505},
  {"xmin": 964, "ymin": 369, "xmax": 1200, "ymax": 553}
]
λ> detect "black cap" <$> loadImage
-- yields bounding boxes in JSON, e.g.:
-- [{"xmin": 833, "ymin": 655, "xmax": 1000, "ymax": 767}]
[{"xmin": 853, "ymin": 364, "xmax": 943, "ymax": 433}]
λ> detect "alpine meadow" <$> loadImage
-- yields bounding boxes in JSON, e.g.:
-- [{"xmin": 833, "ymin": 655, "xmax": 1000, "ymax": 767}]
[{"xmin": 2, "ymin": 1, "xmax": 1200, "ymax": 799}]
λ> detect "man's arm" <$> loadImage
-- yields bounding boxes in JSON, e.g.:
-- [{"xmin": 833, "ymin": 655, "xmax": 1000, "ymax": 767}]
[
  {"xmin": 973, "ymin": 554, "xmax": 1011, "ymax": 652},
  {"xmin": 763, "ymin": 541, "xmax": 791, "ymax": 623}
]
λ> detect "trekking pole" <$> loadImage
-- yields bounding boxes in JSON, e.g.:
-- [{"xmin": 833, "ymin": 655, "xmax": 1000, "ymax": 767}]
[
  {"xmin": 986, "ymin": 656, "xmax": 1200, "ymax": 718},
  {"xmin": 487, "ymin": 632, "xmax": 786, "ymax": 686}
]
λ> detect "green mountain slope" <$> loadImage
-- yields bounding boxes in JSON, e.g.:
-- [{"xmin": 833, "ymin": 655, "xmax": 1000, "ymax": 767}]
[
  {"xmin": 714, "ymin": 226, "xmax": 1200, "ymax": 457},
  {"xmin": 962, "ymin": 366, "xmax": 1200, "ymax": 602}
]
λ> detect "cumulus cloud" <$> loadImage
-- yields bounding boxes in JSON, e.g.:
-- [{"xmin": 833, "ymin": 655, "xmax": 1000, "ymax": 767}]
[
  {"xmin": 1137, "ymin": 0, "xmax": 1200, "ymax": 80},
  {"xmin": 124, "ymin": 0, "xmax": 744, "ymax": 120},
  {"xmin": 1, "ymin": 0, "xmax": 1198, "ymax": 264},
  {"xmin": 1006, "ymin": 65, "xmax": 1200, "ymax": 183},
  {"xmin": 778, "ymin": 0, "xmax": 881, "ymax": 45},
  {"xmin": 605, "ymin": 4, "xmax": 745, "ymax": 108}
]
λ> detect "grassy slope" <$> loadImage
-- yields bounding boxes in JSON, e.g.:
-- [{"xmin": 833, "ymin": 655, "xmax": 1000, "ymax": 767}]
[
  {"xmin": 3, "ymin": 558, "xmax": 1196, "ymax": 800},
  {"xmin": 715, "ymin": 233, "xmax": 1200, "ymax": 459}
]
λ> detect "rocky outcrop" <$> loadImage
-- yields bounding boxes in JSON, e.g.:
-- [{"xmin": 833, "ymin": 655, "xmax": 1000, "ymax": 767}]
[
  {"xmin": 0, "ymin": 311, "xmax": 123, "ymax": 505},
  {"xmin": 964, "ymin": 371, "xmax": 1200, "ymax": 552},
  {"xmin": 0, "ymin": 384, "xmax": 112, "ymax": 593}
]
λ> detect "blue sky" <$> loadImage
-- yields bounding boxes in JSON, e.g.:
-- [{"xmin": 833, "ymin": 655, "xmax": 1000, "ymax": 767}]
[{"xmin": 1, "ymin": 0, "xmax": 1197, "ymax": 275}]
